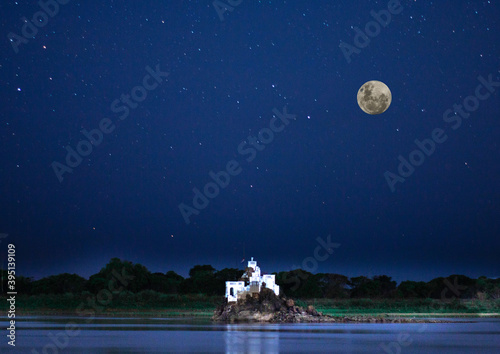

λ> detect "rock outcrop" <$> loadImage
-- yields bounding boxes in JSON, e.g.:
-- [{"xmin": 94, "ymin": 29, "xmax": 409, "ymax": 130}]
[{"xmin": 212, "ymin": 288, "xmax": 447, "ymax": 323}]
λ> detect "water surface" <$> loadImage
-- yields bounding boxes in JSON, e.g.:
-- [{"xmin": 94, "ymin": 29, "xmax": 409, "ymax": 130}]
[{"xmin": 4, "ymin": 316, "xmax": 499, "ymax": 353}]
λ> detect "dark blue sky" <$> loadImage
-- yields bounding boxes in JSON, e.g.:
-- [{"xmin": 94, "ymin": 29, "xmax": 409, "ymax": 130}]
[{"xmin": 1, "ymin": 1, "xmax": 499, "ymax": 282}]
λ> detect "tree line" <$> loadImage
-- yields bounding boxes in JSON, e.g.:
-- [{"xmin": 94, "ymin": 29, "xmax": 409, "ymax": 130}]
[{"xmin": 2, "ymin": 258, "xmax": 499, "ymax": 300}]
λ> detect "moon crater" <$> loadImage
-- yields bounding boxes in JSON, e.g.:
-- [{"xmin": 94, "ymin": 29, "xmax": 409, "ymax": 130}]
[{"xmin": 357, "ymin": 81, "xmax": 392, "ymax": 115}]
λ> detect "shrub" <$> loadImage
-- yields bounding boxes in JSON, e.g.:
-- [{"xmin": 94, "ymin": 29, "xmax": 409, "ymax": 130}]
[{"xmin": 118, "ymin": 291, "xmax": 136, "ymax": 307}]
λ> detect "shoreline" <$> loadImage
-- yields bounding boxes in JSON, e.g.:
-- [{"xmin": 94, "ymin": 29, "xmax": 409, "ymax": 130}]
[{"xmin": 9, "ymin": 308, "xmax": 499, "ymax": 319}]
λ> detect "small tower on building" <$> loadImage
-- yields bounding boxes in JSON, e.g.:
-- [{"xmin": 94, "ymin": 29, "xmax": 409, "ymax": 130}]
[{"xmin": 225, "ymin": 257, "xmax": 280, "ymax": 302}]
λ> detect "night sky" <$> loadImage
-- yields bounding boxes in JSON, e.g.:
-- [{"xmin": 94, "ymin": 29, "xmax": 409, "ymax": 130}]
[{"xmin": 1, "ymin": 1, "xmax": 499, "ymax": 283}]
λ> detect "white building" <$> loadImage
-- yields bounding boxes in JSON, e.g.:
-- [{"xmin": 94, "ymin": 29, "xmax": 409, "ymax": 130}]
[{"xmin": 225, "ymin": 257, "xmax": 280, "ymax": 302}]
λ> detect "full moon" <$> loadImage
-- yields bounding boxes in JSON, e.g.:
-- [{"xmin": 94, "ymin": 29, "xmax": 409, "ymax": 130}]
[{"xmin": 357, "ymin": 80, "xmax": 392, "ymax": 115}]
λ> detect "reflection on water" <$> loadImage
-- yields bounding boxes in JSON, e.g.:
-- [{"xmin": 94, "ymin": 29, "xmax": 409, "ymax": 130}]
[
  {"xmin": 1, "ymin": 316, "xmax": 499, "ymax": 353},
  {"xmin": 225, "ymin": 324, "xmax": 279, "ymax": 354}
]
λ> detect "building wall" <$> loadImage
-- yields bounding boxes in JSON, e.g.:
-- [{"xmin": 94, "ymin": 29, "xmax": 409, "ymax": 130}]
[
  {"xmin": 262, "ymin": 274, "xmax": 280, "ymax": 296},
  {"xmin": 225, "ymin": 281, "xmax": 245, "ymax": 302},
  {"xmin": 225, "ymin": 259, "xmax": 280, "ymax": 302}
]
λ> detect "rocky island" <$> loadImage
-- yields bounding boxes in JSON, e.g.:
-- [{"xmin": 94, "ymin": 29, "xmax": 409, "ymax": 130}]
[{"xmin": 212, "ymin": 288, "xmax": 445, "ymax": 323}]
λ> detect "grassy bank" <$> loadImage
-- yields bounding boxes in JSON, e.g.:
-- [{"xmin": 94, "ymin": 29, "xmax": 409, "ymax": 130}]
[
  {"xmin": 1, "ymin": 293, "xmax": 221, "ymax": 317},
  {"xmin": 3, "ymin": 294, "xmax": 499, "ymax": 318},
  {"xmin": 15, "ymin": 308, "xmax": 215, "ymax": 317},
  {"xmin": 307, "ymin": 298, "xmax": 500, "ymax": 317}
]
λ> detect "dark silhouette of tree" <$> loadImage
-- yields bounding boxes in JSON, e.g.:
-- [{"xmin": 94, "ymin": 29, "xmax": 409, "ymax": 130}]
[
  {"xmin": 164, "ymin": 270, "xmax": 184, "ymax": 293},
  {"xmin": 31, "ymin": 273, "xmax": 86, "ymax": 295},
  {"xmin": 87, "ymin": 258, "xmax": 147, "ymax": 293},
  {"xmin": 180, "ymin": 265, "xmax": 217, "ymax": 295},
  {"xmin": 16, "ymin": 275, "xmax": 34, "ymax": 294},
  {"xmin": 349, "ymin": 275, "xmax": 396, "ymax": 298},
  {"xmin": 188, "ymin": 265, "xmax": 216, "ymax": 278},
  {"xmin": 397, "ymin": 281, "xmax": 429, "ymax": 298},
  {"xmin": 276, "ymin": 269, "xmax": 320, "ymax": 298},
  {"xmin": 215, "ymin": 268, "xmax": 244, "ymax": 282},
  {"xmin": 349, "ymin": 276, "xmax": 371, "ymax": 298},
  {"xmin": 426, "ymin": 275, "xmax": 475, "ymax": 299},
  {"xmin": 476, "ymin": 276, "xmax": 500, "ymax": 299},
  {"xmin": 150, "ymin": 271, "xmax": 184, "ymax": 294},
  {"xmin": 6, "ymin": 257, "xmax": 499, "ymax": 302},
  {"xmin": 373, "ymin": 275, "xmax": 397, "ymax": 298},
  {"xmin": 150, "ymin": 273, "xmax": 169, "ymax": 293},
  {"xmin": 316, "ymin": 273, "xmax": 350, "ymax": 298}
]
